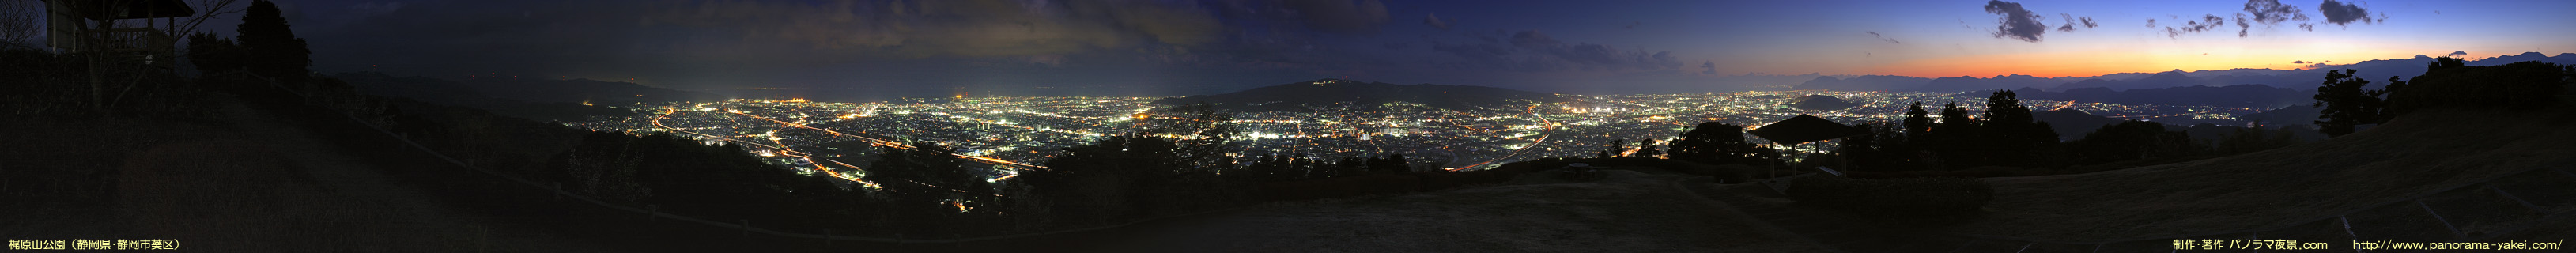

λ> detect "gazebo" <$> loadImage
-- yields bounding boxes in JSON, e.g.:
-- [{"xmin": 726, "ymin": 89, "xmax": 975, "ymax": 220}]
[{"xmin": 1747, "ymin": 114, "xmax": 1868, "ymax": 177}]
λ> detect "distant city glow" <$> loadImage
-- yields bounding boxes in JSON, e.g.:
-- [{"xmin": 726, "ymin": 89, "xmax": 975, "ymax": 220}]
[{"xmin": 568, "ymin": 91, "xmax": 2257, "ymax": 179}]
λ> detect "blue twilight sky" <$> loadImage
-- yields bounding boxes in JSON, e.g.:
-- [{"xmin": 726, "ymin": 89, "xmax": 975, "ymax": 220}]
[{"xmin": 157, "ymin": 0, "xmax": 2576, "ymax": 96}]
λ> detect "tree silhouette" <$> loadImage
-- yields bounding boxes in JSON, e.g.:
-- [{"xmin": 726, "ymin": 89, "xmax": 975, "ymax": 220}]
[
  {"xmin": 1368, "ymin": 153, "xmax": 1410, "ymax": 173},
  {"xmin": 867, "ymin": 141, "xmax": 991, "ymax": 202},
  {"xmin": 1669, "ymin": 122, "xmax": 1761, "ymax": 165},
  {"xmin": 1978, "ymin": 89, "xmax": 2057, "ymax": 167},
  {"xmin": 1930, "ymin": 103, "xmax": 1980, "ymax": 168},
  {"xmin": 2387, "ymin": 60, "xmax": 2566, "ymax": 115},
  {"xmin": 236, "ymin": 0, "xmax": 310, "ymax": 84},
  {"xmin": 1143, "ymin": 102, "xmax": 1239, "ymax": 171},
  {"xmin": 1604, "ymin": 138, "xmax": 1626, "ymax": 158},
  {"xmin": 1839, "ymin": 123, "xmax": 1879, "ymax": 171},
  {"xmin": 183, "ymin": 32, "xmax": 244, "ymax": 74},
  {"xmin": 2068, "ymin": 120, "xmax": 2202, "ymax": 165},
  {"xmin": 2311, "ymin": 69, "xmax": 2385, "ymax": 137},
  {"xmin": 2427, "ymin": 56, "xmax": 2465, "ymax": 73},
  {"xmin": 1024, "ymin": 135, "xmax": 1176, "ymax": 223},
  {"xmin": 1903, "ymin": 102, "xmax": 1933, "ymax": 140},
  {"xmin": 1631, "ymin": 138, "xmax": 1662, "ymax": 158},
  {"xmin": 2215, "ymin": 121, "xmax": 2300, "ymax": 154}
]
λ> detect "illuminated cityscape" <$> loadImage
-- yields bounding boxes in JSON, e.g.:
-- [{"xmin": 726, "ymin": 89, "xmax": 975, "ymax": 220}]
[{"xmin": 564, "ymin": 91, "xmax": 2267, "ymax": 183}]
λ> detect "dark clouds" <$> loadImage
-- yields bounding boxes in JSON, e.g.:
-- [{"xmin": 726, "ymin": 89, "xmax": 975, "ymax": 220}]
[
  {"xmin": 2057, "ymin": 14, "xmax": 2076, "ymax": 32},
  {"xmin": 2241, "ymin": 0, "xmax": 2308, "ymax": 25},
  {"xmin": 2447, "ymin": 51, "xmax": 2468, "ymax": 57},
  {"xmin": 2161, "ymin": 14, "xmax": 2228, "ymax": 38},
  {"xmin": 1700, "ymin": 61, "xmax": 1717, "ymax": 74},
  {"xmin": 295, "ymin": 0, "xmax": 1602, "ymax": 89},
  {"xmin": 1508, "ymin": 30, "xmax": 1560, "ymax": 47},
  {"xmin": 1982, "ymin": 1, "xmax": 2048, "ymax": 42},
  {"xmin": 2151, "ymin": 0, "xmax": 2384, "ymax": 38},
  {"xmin": 2053, "ymin": 13, "xmax": 2095, "ymax": 32},
  {"xmin": 2317, "ymin": 0, "xmax": 2374, "ymax": 25},
  {"xmin": 2235, "ymin": 0, "xmax": 2310, "ymax": 37},
  {"xmin": 2291, "ymin": 60, "xmax": 2306, "ymax": 64},
  {"xmin": 1279, "ymin": 0, "xmax": 1392, "ymax": 35},
  {"xmin": 1865, "ymin": 32, "xmax": 1901, "ymax": 43},
  {"xmin": 1429, "ymin": 30, "xmax": 1683, "ymax": 72},
  {"xmin": 1422, "ymin": 13, "xmax": 1451, "ymax": 29}
]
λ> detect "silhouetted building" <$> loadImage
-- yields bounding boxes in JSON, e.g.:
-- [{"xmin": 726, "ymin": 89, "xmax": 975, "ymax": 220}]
[
  {"xmin": 1749, "ymin": 114, "xmax": 1866, "ymax": 145},
  {"xmin": 46, "ymin": 0, "xmax": 195, "ymax": 69}
]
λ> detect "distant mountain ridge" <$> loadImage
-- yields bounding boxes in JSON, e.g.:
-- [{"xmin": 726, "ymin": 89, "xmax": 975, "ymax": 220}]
[
  {"xmin": 1155, "ymin": 79, "xmax": 1566, "ymax": 112},
  {"xmin": 2008, "ymin": 85, "xmax": 2310, "ymax": 109},
  {"xmin": 1786, "ymin": 95, "xmax": 1857, "ymax": 110},
  {"xmin": 333, "ymin": 72, "xmax": 727, "ymax": 121},
  {"xmin": 1791, "ymin": 52, "xmax": 2576, "ymax": 93}
]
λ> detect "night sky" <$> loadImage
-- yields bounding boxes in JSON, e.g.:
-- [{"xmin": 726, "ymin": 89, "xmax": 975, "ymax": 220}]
[{"xmin": 195, "ymin": 0, "xmax": 2576, "ymax": 95}]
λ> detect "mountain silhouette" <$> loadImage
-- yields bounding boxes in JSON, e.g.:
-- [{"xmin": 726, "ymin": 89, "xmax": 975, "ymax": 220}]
[
  {"xmin": 2030, "ymin": 108, "xmax": 2125, "ymax": 139},
  {"xmin": 1777, "ymin": 52, "xmax": 2576, "ymax": 93},
  {"xmin": 1785, "ymin": 95, "xmax": 1858, "ymax": 111},
  {"xmin": 333, "ymin": 72, "xmax": 725, "ymax": 121},
  {"xmin": 2011, "ymin": 85, "xmax": 2308, "ymax": 108},
  {"xmin": 1155, "ymin": 79, "xmax": 1567, "ymax": 112}
]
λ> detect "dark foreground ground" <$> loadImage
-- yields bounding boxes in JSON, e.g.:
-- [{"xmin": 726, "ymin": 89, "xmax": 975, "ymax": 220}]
[
  {"xmin": 14, "ymin": 93, "xmax": 2567, "ymax": 252},
  {"xmin": 1, "ymin": 96, "xmax": 1838, "ymax": 252}
]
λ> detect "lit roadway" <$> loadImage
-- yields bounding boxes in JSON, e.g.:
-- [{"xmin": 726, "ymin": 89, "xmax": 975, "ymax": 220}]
[
  {"xmin": 1445, "ymin": 103, "xmax": 1559, "ymax": 171},
  {"xmin": 712, "ymin": 108, "xmax": 1050, "ymax": 169},
  {"xmin": 657, "ymin": 107, "xmax": 1024, "ymax": 196}
]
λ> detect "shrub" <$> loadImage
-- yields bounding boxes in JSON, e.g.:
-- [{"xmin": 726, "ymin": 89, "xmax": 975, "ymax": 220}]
[
  {"xmin": 2388, "ymin": 61, "xmax": 2568, "ymax": 114},
  {"xmin": 1784, "ymin": 175, "xmax": 1993, "ymax": 225}
]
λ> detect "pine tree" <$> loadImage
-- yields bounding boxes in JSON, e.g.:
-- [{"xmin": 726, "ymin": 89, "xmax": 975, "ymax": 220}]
[
  {"xmin": 183, "ymin": 32, "xmax": 244, "ymax": 74},
  {"xmin": 1605, "ymin": 138, "xmax": 1626, "ymax": 158},
  {"xmin": 1903, "ymin": 102, "xmax": 1933, "ymax": 140},
  {"xmin": 1979, "ymin": 90, "xmax": 2054, "ymax": 167},
  {"xmin": 1670, "ymin": 122, "xmax": 1759, "ymax": 165},
  {"xmin": 1932, "ymin": 103, "xmax": 1981, "ymax": 168},
  {"xmin": 2312, "ymin": 69, "xmax": 2384, "ymax": 137},
  {"xmin": 1841, "ymin": 123, "xmax": 1878, "ymax": 171},
  {"xmin": 236, "ymin": 0, "xmax": 312, "ymax": 85},
  {"xmin": 1631, "ymin": 138, "xmax": 1662, "ymax": 158}
]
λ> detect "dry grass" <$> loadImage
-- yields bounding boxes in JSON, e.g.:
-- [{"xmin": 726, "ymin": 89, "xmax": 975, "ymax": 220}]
[
  {"xmin": 1065, "ymin": 169, "xmax": 1834, "ymax": 252},
  {"xmin": 115, "ymin": 139, "xmax": 608, "ymax": 252},
  {"xmin": 1940, "ymin": 107, "xmax": 2576, "ymax": 242},
  {"xmin": 2, "ymin": 97, "xmax": 613, "ymax": 252}
]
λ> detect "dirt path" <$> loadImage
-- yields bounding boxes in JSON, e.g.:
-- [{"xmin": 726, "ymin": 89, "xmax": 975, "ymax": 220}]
[
  {"xmin": 1003, "ymin": 170, "xmax": 1838, "ymax": 253},
  {"xmin": 107, "ymin": 100, "xmax": 614, "ymax": 251}
]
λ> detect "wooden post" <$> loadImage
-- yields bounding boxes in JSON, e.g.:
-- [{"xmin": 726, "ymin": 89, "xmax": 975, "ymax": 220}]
[
  {"xmin": 645, "ymin": 205, "xmax": 659, "ymax": 222},
  {"xmin": 1765, "ymin": 142, "xmax": 1776, "ymax": 179},
  {"xmin": 823, "ymin": 228, "xmax": 833, "ymax": 247},
  {"xmin": 740, "ymin": 219, "xmax": 751, "ymax": 237},
  {"xmin": 551, "ymin": 183, "xmax": 563, "ymax": 200}
]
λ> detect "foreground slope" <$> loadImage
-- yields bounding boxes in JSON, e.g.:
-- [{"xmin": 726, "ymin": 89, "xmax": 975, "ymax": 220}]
[
  {"xmin": 1946, "ymin": 107, "xmax": 2576, "ymax": 241},
  {"xmin": 1048, "ymin": 170, "xmax": 1833, "ymax": 253}
]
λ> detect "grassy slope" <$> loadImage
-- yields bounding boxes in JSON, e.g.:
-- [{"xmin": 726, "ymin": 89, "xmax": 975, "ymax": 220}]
[
  {"xmin": 0, "ymin": 96, "xmax": 612, "ymax": 251},
  {"xmin": 1046, "ymin": 169, "xmax": 1834, "ymax": 253},
  {"xmin": 1943, "ymin": 107, "xmax": 2576, "ymax": 241}
]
